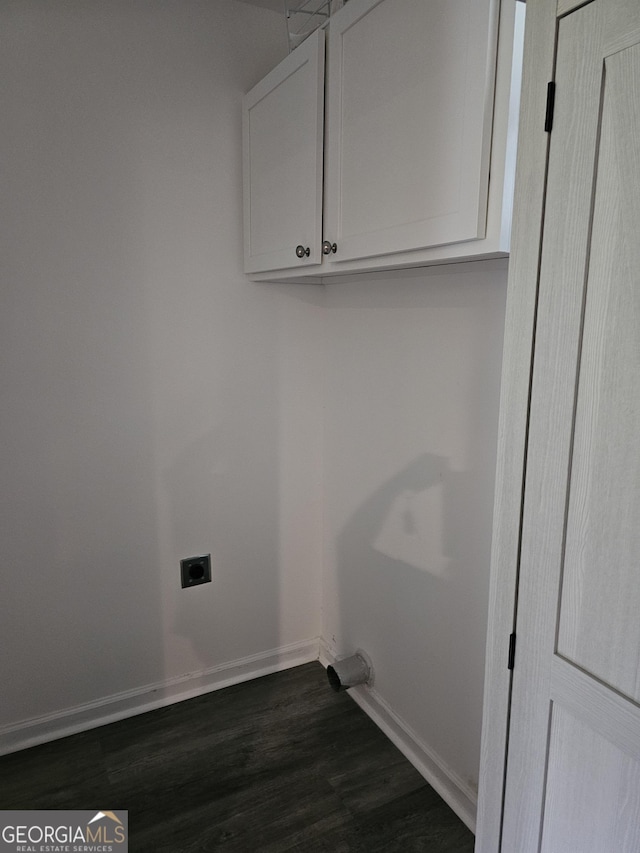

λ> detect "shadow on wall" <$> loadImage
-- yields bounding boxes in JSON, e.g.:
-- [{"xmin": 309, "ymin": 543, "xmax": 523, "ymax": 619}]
[
  {"xmin": 333, "ymin": 452, "xmax": 490, "ymax": 777},
  {"xmin": 371, "ymin": 454, "xmax": 452, "ymax": 579},
  {"xmin": 324, "ymin": 263, "xmax": 507, "ymax": 790},
  {"xmin": 335, "ymin": 455, "xmax": 456, "ymax": 637}
]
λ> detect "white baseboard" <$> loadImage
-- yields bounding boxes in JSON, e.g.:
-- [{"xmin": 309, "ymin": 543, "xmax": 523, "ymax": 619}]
[
  {"xmin": 319, "ymin": 641, "xmax": 477, "ymax": 833},
  {"xmin": 0, "ymin": 638, "xmax": 320, "ymax": 757}
]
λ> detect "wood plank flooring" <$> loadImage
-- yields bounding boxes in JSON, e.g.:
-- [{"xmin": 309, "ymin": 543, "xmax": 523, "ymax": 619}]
[{"xmin": 0, "ymin": 662, "xmax": 475, "ymax": 852}]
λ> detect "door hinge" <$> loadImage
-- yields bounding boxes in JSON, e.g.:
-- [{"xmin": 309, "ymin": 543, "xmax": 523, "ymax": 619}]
[
  {"xmin": 508, "ymin": 633, "xmax": 517, "ymax": 670},
  {"xmin": 545, "ymin": 81, "xmax": 556, "ymax": 133}
]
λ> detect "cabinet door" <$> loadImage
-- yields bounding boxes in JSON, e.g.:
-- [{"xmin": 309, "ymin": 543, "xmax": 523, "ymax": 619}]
[
  {"xmin": 324, "ymin": 0, "xmax": 497, "ymax": 264},
  {"xmin": 243, "ymin": 30, "xmax": 324, "ymax": 274}
]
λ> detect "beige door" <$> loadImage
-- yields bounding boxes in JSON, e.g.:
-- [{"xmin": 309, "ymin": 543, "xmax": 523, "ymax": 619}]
[{"xmin": 502, "ymin": 0, "xmax": 640, "ymax": 850}]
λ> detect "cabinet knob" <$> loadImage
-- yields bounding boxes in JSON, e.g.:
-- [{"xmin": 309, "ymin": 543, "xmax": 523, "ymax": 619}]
[
  {"xmin": 322, "ymin": 241, "xmax": 338, "ymax": 255},
  {"xmin": 295, "ymin": 245, "xmax": 310, "ymax": 258}
]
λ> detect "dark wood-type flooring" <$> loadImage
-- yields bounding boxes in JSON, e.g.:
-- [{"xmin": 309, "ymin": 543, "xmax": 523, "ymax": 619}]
[{"xmin": 0, "ymin": 662, "xmax": 475, "ymax": 852}]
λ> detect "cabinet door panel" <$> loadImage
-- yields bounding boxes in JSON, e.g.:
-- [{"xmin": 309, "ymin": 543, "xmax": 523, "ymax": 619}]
[
  {"xmin": 324, "ymin": 0, "xmax": 497, "ymax": 264},
  {"xmin": 243, "ymin": 30, "xmax": 324, "ymax": 274}
]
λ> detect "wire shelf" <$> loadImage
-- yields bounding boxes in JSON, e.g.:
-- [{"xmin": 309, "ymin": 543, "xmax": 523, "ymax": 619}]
[{"xmin": 284, "ymin": 0, "xmax": 333, "ymax": 53}]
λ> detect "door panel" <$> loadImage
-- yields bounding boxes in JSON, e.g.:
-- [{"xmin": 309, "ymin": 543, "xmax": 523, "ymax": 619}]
[
  {"xmin": 502, "ymin": 1, "xmax": 640, "ymax": 850},
  {"xmin": 557, "ymin": 42, "xmax": 640, "ymax": 704},
  {"xmin": 541, "ymin": 703, "xmax": 640, "ymax": 853}
]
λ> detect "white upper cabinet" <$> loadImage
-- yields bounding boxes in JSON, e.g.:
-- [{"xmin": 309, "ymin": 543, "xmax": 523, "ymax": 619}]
[
  {"xmin": 242, "ymin": 29, "xmax": 325, "ymax": 274},
  {"xmin": 243, "ymin": 0, "xmax": 524, "ymax": 280},
  {"xmin": 324, "ymin": 0, "xmax": 495, "ymax": 263}
]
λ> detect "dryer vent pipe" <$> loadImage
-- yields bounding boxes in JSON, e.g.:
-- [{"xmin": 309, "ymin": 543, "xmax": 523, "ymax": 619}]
[{"xmin": 327, "ymin": 651, "xmax": 372, "ymax": 692}]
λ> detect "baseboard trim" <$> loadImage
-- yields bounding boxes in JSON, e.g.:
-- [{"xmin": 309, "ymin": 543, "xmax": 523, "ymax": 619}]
[
  {"xmin": 319, "ymin": 641, "xmax": 477, "ymax": 833},
  {"xmin": 0, "ymin": 638, "xmax": 320, "ymax": 757}
]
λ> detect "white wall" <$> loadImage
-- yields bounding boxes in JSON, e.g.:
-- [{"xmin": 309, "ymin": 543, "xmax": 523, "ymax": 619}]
[
  {"xmin": 322, "ymin": 261, "xmax": 507, "ymax": 793},
  {"xmin": 1, "ymin": 0, "xmax": 506, "ymax": 806},
  {"xmin": 0, "ymin": 0, "xmax": 323, "ymax": 731}
]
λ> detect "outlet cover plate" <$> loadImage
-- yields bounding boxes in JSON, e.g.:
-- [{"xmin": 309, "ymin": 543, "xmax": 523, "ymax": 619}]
[{"xmin": 180, "ymin": 554, "xmax": 211, "ymax": 588}]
